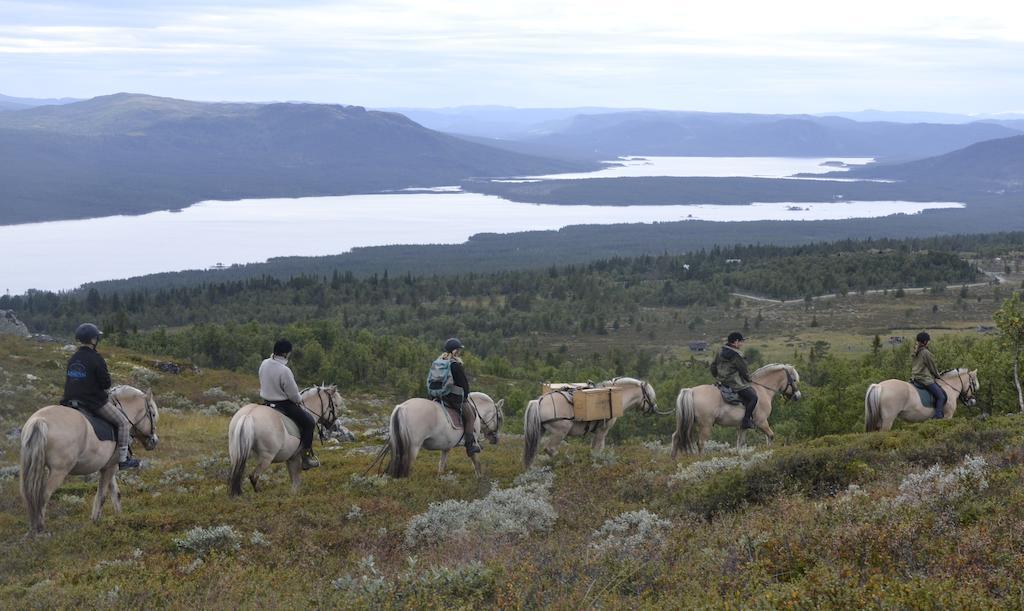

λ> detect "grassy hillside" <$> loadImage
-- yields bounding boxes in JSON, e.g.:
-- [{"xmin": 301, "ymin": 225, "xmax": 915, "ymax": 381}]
[{"xmin": 2, "ymin": 334, "xmax": 1024, "ymax": 607}]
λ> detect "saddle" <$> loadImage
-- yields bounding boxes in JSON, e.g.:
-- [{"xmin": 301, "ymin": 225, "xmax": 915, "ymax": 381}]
[
  {"xmin": 717, "ymin": 385, "xmax": 743, "ymax": 405},
  {"xmin": 433, "ymin": 399, "xmax": 464, "ymax": 430},
  {"xmin": 910, "ymin": 381, "xmax": 938, "ymax": 408},
  {"xmin": 265, "ymin": 402, "xmax": 302, "ymax": 439},
  {"xmin": 62, "ymin": 404, "xmax": 116, "ymax": 442}
]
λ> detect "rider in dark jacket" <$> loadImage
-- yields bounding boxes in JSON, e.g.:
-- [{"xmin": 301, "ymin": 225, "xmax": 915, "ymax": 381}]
[
  {"xmin": 60, "ymin": 323, "xmax": 140, "ymax": 469},
  {"xmin": 440, "ymin": 338, "xmax": 481, "ymax": 456},
  {"xmin": 711, "ymin": 332, "xmax": 758, "ymax": 429}
]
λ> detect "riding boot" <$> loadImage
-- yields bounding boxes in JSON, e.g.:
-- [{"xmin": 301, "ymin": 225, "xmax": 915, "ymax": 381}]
[
  {"xmin": 117, "ymin": 447, "xmax": 140, "ymax": 470},
  {"xmin": 739, "ymin": 388, "xmax": 757, "ymax": 429},
  {"xmin": 461, "ymin": 403, "xmax": 482, "ymax": 456},
  {"xmin": 301, "ymin": 448, "xmax": 320, "ymax": 470}
]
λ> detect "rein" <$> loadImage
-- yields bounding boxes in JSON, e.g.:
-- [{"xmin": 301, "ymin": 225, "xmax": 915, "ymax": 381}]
[
  {"xmin": 750, "ymin": 368, "xmax": 798, "ymax": 402},
  {"xmin": 301, "ymin": 386, "xmax": 339, "ymax": 443},
  {"xmin": 110, "ymin": 391, "xmax": 157, "ymax": 439}
]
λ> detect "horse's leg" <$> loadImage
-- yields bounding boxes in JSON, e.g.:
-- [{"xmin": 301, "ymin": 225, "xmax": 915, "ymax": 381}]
[
  {"xmin": 438, "ymin": 449, "xmax": 449, "ymax": 475},
  {"xmin": 469, "ymin": 452, "xmax": 482, "ymax": 478},
  {"xmin": 880, "ymin": 410, "xmax": 899, "ymax": 432},
  {"xmin": 249, "ymin": 452, "xmax": 275, "ymax": 492},
  {"xmin": 698, "ymin": 420, "xmax": 714, "ymax": 455},
  {"xmin": 287, "ymin": 453, "xmax": 302, "ymax": 494},
  {"xmin": 38, "ymin": 467, "xmax": 72, "ymax": 530},
  {"xmin": 91, "ymin": 465, "xmax": 117, "ymax": 521},
  {"xmin": 543, "ymin": 424, "xmax": 570, "ymax": 458},
  {"xmin": 591, "ymin": 425, "xmax": 609, "ymax": 452},
  {"xmin": 736, "ymin": 428, "xmax": 747, "ymax": 449},
  {"xmin": 109, "ymin": 475, "xmax": 122, "ymax": 513},
  {"xmin": 758, "ymin": 421, "xmax": 776, "ymax": 446}
]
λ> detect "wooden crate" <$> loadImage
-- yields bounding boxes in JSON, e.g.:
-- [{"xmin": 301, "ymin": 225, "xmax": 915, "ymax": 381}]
[{"xmin": 573, "ymin": 387, "xmax": 625, "ymax": 421}]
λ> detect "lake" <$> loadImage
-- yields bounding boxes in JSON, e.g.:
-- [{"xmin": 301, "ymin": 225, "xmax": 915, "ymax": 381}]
[
  {"xmin": 3, "ymin": 192, "xmax": 963, "ymax": 293},
  {"xmin": 497, "ymin": 156, "xmax": 880, "ymax": 182}
]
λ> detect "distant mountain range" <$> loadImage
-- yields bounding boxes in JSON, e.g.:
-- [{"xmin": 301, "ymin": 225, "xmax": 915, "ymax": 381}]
[
  {"xmin": 0, "ymin": 93, "xmax": 591, "ymax": 225},
  {"xmin": 0, "ymin": 93, "xmax": 80, "ymax": 111},
  {"xmin": 386, "ymin": 106, "xmax": 1023, "ymax": 161},
  {"xmin": 846, "ymin": 134, "xmax": 1024, "ymax": 191}
]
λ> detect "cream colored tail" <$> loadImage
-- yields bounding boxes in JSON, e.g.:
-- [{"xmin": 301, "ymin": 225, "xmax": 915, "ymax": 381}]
[
  {"xmin": 671, "ymin": 389, "xmax": 696, "ymax": 458},
  {"xmin": 228, "ymin": 414, "xmax": 254, "ymax": 496},
  {"xmin": 864, "ymin": 384, "xmax": 882, "ymax": 432},
  {"xmin": 523, "ymin": 400, "xmax": 542, "ymax": 470},
  {"xmin": 20, "ymin": 419, "xmax": 49, "ymax": 533}
]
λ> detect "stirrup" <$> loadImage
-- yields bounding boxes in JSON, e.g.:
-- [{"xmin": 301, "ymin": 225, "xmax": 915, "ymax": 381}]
[{"xmin": 301, "ymin": 452, "xmax": 320, "ymax": 470}]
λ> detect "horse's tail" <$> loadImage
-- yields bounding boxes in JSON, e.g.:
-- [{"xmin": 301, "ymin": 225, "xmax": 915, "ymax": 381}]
[
  {"xmin": 523, "ymin": 400, "xmax": 542, "ymax": 469},
  {"xmin": 20, "ymin": 418, "xmax": 48, "ymax": 532},
  {"xmin": 864, "ymin": 384, "xmax": 882, "ymax": 432},
  {"xmin": 671, "ymin": 389, "xmax": 696, "ymax": 458},
  {"xmin": 386, "ymin": 405, "xmax": 413, "ymax": 479},
  {"xmin": 228, "ymin": 413, "xmax": 254, "ymax": 497}
]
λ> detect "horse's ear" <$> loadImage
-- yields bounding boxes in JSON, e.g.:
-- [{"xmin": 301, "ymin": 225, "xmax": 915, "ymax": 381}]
[
  {"xmin": 495, "ymin": 399, "xmax": 505, "ymax": 409},
  {"xmin": 145, "ymin": 389, "xmax": 154, "ymax": 400}
]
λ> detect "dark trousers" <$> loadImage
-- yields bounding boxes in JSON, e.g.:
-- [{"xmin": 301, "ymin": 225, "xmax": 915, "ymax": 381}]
[
  {"xmin": 267, "ymin": 399, "xmax": 315, "ymax": 450},
  {"xmin": 737, "ymin": 387, "xmax": 758, "ymax": 421},
  {"xmin": 924, "ymin": 383, "xmax": 947, "ymax": 415}
]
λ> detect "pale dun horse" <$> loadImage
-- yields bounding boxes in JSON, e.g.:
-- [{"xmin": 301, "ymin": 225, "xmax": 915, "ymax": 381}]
[
  {"xmin": 865, "ymin": 368, "xmax": 979, "ymax": 432},
  {"xmin": 228, "ymin": 385, "xmax": 342, "ymax": 496},
  {"xmin": 386, "ymin": 392, "xmax": 505, "ymax": 478},
  {"xmin": 671, "ymin": 364, "xmax": 801, "ymax": 457},
  {"xmin": 20, "ymin": 386, "xmax": 159, "ymax": 534},
  {"xmin": 523, "ymin": 378, "xmax": 658, "ymax": 469}
]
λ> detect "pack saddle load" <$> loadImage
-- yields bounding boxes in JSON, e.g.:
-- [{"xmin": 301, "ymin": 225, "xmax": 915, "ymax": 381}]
[{"xmin": 541, "ymin": 382, "xmax": 625, "ymax": 421}]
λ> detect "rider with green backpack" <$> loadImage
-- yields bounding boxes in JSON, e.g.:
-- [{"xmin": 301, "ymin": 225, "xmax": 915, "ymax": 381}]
[{"xmin": 427, "ymin": 338, "xmax": 481, "ymax": 456}]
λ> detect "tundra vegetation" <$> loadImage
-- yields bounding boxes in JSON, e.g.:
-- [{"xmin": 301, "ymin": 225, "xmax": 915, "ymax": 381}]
[{"xmin": 1, "ymin": 234, "xmax": 1023, "ymax": 606}]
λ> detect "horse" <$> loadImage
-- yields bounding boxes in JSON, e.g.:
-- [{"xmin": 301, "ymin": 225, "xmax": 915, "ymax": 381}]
[
  {"xmin": 864, "ymin": 368, "xmax": 979, "ymax": 432},
  {"xmin": 385, "ymin": 392, "xmax": 505, "ymax": 478},
  {"xmin": 671, "ymin": 364, "xmax": 801, "ymax": 457},
  {"xmin": 523, "ymin": 377, "xmax": 658, "ymax": 469},
  {"xmin": 228, "ymin": 385, "xmax": 342, "ymax": 496},
  {"xmin": 19, "ymin": 385, "xmax": 159, "ymax": 534}
]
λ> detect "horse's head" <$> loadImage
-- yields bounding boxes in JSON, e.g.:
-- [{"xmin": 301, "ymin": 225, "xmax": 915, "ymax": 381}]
[
  {"xmin": 599, "ymin": 377, "xmax": 658, "ymax": 414},
  {"xmin": 301, "ymin": 384, "xmax": 343, "ymax": 426},
  {"xmin": 752, "ymin": 364, "xmax": 801, "ymax": 402},
  {"xmin": 474, "ymin": 394, "xmax": 504, "ymax": 444},
  {"xmin": 110, "ymin": 386, "xmax": 159, "ymax": 450},
  {"xmin": 961, "ymin": 370, "xmax": 980, "ymax": 406}
]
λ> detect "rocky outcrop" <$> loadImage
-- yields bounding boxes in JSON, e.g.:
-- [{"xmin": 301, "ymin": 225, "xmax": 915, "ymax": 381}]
[{"xmin": 0, "ymin": 311, "xmax": 30, "ymax": 338}]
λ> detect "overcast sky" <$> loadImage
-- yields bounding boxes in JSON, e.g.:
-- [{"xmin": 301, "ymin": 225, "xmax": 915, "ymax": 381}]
[{"xmin": 2, "ymin": 0, "xmax": 1022, "ymax": 113}]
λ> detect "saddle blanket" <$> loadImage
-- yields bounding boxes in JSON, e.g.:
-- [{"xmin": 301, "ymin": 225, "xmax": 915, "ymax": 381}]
[
  {"xmin": 717, "ymin": 385, "xmax": 743, "ymax": 405},
  {"xmin": 65, "ymin": 406, "xmax": 116, "ymax": 442},
  {"xmin": 434, "ymin": 400, "xmax": 464, "ymax": 430},
  {"xmin": 911, "ymin": 383, "xmax": 940, "ymax": 408}
]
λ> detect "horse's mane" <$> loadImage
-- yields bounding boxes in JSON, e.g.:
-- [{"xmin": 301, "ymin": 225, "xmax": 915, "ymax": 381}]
[
  {"xmin": 752, "ymin": 363, "xmax": 797, "ymax": 381},
  {"xmin": 597, "ymin": 377, "xmax": 644, "ymax": 388},
  {"xmin": 941, "ymin": 368, "xmax": 970, "ymax": 377},
  {"xmin": 109, "ymin": 385, "xmax": 144, "ymax": 398}
]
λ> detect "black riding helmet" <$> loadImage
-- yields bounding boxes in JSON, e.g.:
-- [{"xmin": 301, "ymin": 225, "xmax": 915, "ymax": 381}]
[
  {"xmin": 74, "ymin": 323, "xmax": 102, "ymax": 344},
  {"xmin": 916, "ymin": 331, "xmax": 931, "ymax": 343},
  {"xmin": 727, "ymin": 331, "xmax": 745, "ymax": 344},
  {"xmin": 444, "ymin": 338, "xmax": 464, "ymax": 353}
]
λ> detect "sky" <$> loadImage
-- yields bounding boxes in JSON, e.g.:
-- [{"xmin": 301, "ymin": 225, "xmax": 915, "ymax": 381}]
[{"xmin": 2, "ymin": 0, "xmax": 1023, "ymax": 113}]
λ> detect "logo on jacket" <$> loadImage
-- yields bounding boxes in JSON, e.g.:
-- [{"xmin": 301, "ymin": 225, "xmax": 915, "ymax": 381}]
[{"xmin": 67, "ymin": 362, "xmax": 88, "ymax": 380}]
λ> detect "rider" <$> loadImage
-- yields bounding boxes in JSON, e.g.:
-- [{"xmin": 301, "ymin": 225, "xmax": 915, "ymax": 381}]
[
  {"xmin": 259, "ymin": 339, "xmax": 319, "ymax": 470},
  {"xmin": 711, "ymin": 332, "xmax": 758, "ymax": 429},
  {"xmin": 439, "ymin": 338, "xmax": 481, "ymax": 456},
  {"xmin": 60, "ymin": 323, "xmax": 140, "ymax": 470},
  {"xmin": 911, "ymin": 331, "xmax": 946, "ymax": 419}
]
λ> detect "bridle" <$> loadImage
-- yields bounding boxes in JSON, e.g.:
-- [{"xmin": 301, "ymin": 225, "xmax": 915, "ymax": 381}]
[
  {"xmin": 943, "ymin": 369, "xmax": 977, "ymax": 404},
  {"xmin": 468, "ymin": 395, "xmax": 503, "ymax": 439},
  {"xmin": 302, "ymin": 385, "xmax": 340, "ymax": 442},
  {"xmin": 751, "ymin": 367, "xmax": 800, "ymax": 402},
  {"xmin": 606, "ymin": 377, "xmax": 670, "ymax": 416},
  {"xmin": 110, "ymin": 390, "xmax": 158, "ymax": 440}
]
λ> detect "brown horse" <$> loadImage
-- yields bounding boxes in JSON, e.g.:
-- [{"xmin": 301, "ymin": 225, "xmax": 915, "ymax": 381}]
[
  {"xmin": 671, "ymin": 364, "xmax": 801, "ymax": 457},
  {"xmin": 20, "ymin": 386, "xmax": 159, "ymax": 534},
  {"xmin": 228, "ymin": 385, "xmax": 342, "ymax": 496},
  {"xmin": 522, "ymin": 377, "xmax": 658, "ymax": 469},
  {"xmin": 864, "ymin": 368, "xmax": 978, "ymax": 432}
]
